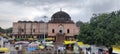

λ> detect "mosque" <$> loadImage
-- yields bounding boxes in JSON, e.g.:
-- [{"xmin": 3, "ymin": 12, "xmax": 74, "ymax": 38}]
[{"xmin": 12, "ymin": 10, "xmax": 79, "ymax": 43}]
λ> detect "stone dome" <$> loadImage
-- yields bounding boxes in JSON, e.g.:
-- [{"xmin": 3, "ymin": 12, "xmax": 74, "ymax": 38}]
[
  {"xmin": 49, "ymin": 11, "xmax": 74, "ymax": 23},
  {"xmin": 51, "ymin": 11, "xmax": 71, "ymax": 21}
]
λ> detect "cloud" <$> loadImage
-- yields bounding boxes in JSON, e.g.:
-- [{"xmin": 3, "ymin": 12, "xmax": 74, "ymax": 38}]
[{"xmin": 0, "ymin": 0, "xmax": 120, "ymax": 28}]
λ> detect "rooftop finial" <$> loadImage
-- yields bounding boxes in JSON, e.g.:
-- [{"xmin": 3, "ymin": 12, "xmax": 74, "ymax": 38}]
[{"xmin": 60, "ymin": 8, "xmax": 62, "ymax": 11}]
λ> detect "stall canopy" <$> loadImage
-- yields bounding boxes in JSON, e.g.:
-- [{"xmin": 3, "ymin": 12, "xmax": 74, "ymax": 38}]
[
  {"xmin": 15, "ymin": 41, "xmax": 29, "ymax": 44},
  {"xmin": 39, "ymin": 45, "xmax": 45, "ymax": 49},
  {"xmin": 27, "ymin": 42, "xmax": 39, "ymax": 51},
  {"xmin": 45, "ymin": 41, "xmax": 54, "ymax": 47},
  {"xmin": 16, "ymin": 38, "xmax": 21, "ymax": 41},
  {"xmin": 28, "ymin": 38, "xmax": 34, "ymax": 40},
  {"xmin": 77, "ymin": 42, "xmax": 84, "ymax": 46},
  {"xmin": 0, "ymin": 47, "xmax": 9, "ymax": 52},
  {"xmin": 77, "ymin": 42, "xmax": 90, "ymax": 48},
  {"xmin": 45, "ymin": 38, "xmax": 54, "ymax": 40},
  {"xmin": 113, "ymin": 47, "xmax": 120, "ymax": 53},
  {"xmin": 64, "ymin": 41, "xmax": 76, "ymax": 44}
]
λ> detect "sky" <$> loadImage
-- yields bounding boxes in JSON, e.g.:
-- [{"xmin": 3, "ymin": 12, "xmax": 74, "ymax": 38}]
[{"xmin": 0, "ymin": 0, "xmax": 120, "ymax": 29}]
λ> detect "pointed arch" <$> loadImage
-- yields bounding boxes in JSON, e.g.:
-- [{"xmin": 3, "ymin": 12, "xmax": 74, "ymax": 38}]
[{"xmin": 58, "ymin": 24, "xmax": 63, "ymax": 33}]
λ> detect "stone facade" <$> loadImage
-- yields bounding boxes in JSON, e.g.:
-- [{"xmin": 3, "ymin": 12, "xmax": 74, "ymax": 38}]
[
  {"xmin": 12, "ymin": 11, "xmax": 79, "ymax": 42},
  {"xmin": 12, "ymin": 21, "xmax": 47, "ymax": 39}
]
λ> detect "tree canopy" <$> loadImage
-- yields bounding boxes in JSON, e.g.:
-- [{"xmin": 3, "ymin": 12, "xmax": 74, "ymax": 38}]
[
  {"xmin": 0, "ymin": 27, "xmax": 12, "ymax": 34},
  {"xmin": 0, "ymin": 27, "xmax": 5, "ymax": 33},
  {"xmin": 76, "ymin": 20, "xmax": 84, "ymax": 27},
  {"xmin": 78, "ymin": 10, "xmax": 120, "ymax": 46}
]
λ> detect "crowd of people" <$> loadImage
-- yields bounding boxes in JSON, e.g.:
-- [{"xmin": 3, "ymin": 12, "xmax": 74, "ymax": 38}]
[{"xmin": 78, "ymin": 46, "xmax": 113, "ymax": 54}]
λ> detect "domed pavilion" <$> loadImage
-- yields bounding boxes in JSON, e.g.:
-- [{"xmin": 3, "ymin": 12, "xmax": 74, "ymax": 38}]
[{"xmin": 48, "ymin": 10, "xmax": 79, "ymax": 44}]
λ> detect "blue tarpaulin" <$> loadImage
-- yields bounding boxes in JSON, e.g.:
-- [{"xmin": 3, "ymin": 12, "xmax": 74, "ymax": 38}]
[{"xmin": 27, "ymin": 47, "xmax": 37, "ymax": 51}]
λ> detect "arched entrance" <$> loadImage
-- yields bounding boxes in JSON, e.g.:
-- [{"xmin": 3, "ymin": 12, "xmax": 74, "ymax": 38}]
[
  {"xmin": 55, "ymin": 25, "xmax": 65, "ymax": 45},
  {"xmin": 58, "ymin": 25, "xmax": 63, "ymax": 33}
]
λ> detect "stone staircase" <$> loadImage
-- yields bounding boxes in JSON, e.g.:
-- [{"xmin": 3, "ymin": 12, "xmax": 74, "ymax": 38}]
[{"xmin": 54, "ymin": 33, "xmax": 65, "ymax": 46}]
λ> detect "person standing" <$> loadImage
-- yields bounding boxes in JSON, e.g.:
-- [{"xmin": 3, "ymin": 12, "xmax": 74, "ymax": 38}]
[
  {"xmin": 79, "ymin": 48, "xmax": 84, "ymax": 54},
  {"xmin": 108, "ymin": 46, "xmax": 113, "ymax": 54},
  {"xmin": 86, "ymin": 48, "xmax": 90, "ymax": 54},
  {"xmin": 98, "ymin": 48, "xmax": 103, "ymax": 54}
]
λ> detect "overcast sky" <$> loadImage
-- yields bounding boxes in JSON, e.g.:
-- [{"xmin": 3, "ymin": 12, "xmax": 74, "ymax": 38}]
[{"xmin": 0, "ymin": 0, "xmax": 120, "ymax": 29}]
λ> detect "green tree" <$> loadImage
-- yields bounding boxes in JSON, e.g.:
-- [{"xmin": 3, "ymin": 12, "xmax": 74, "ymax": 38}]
[
  {"xmin": 78, "ymin": 10, "xmax": 120, "ymax": 46},
  {"xmin": 5, "ymin": 27, "xmax": 12, "ymax": 34},
  {"xmin": 76, "ymin": 20, "xmax": 84, "ymax": 27},
  {"xmin": 0, "ymin": 27, "xmax": 5, "ymax": 33}
]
